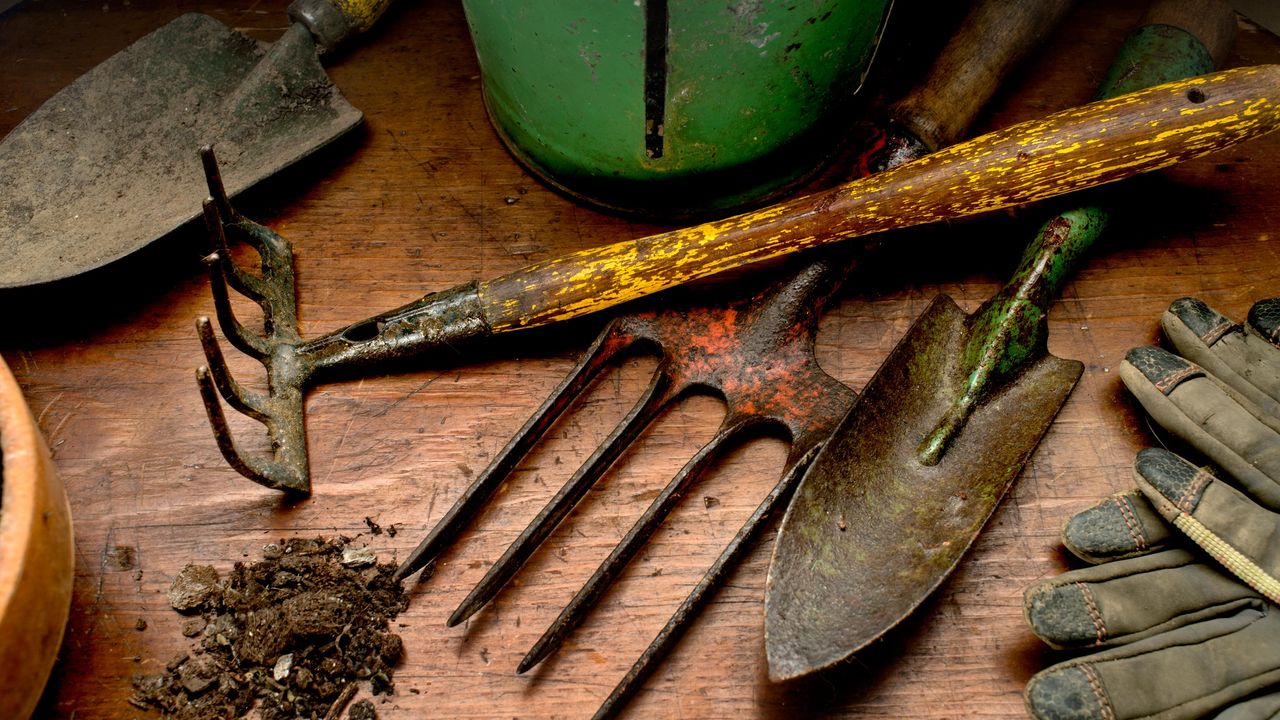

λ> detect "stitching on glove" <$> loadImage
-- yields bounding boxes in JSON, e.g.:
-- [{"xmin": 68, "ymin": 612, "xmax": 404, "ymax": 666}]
[
  {"xmin": 1113, "ymin": 495, "xmax": 1148, "ymax": 550},
  {"xmin": 1176, "ymin": 469, "xmax": 1214, "ymax": 513},
  {"xmin": 1079, "ymin": 663, "xmax": 1116, "ymax": 720},
  {"xmin": 1077, "ymin": 582, "xmax": 1109, "ymax": 645},
  {"xmin": 1154, "ymin": 365, "xmax": 1200, "ymax": 395},
  {"xmin": 1199, "ymin": 319, "xmax": 1236, "ymax": 346}
]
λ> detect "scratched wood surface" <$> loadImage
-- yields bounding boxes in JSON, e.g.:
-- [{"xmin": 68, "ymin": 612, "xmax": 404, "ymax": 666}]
[{"xmin": 2, "ymin": 0, "xmax": 1279, "ymax": 718}]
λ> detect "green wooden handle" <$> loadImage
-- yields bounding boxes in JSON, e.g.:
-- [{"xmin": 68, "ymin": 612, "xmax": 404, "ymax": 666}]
[
  {"xmin": 478, "ymin": 65, "xmax": 1280, "ymax": 333},
  {"xmin": 917, "ymin": 0, "xmax": 1238, "ymax": 465},
  {"xmin": 974, "ymin": 0, "xmax": 1237, "ymax": 337}
]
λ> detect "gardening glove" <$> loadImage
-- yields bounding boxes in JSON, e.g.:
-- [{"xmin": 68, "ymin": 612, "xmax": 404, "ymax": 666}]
[
  {"xmin": 1121, "ymin": 297, "xmax": 1280, "ymax": 508},
  {"xmin": 1021, "ymin": 297, "xmax": 1280, "ymax": 720}
]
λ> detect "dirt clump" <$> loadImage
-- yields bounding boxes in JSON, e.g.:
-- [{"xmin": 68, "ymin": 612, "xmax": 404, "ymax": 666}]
[{"xmin": 130, "ymin": 537, "xmax": 407, "ymax": 720}]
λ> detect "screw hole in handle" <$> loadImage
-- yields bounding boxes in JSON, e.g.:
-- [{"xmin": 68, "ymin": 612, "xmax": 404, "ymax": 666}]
[{"xmin": 1187, "ymin": 87, "xmax": 1207, "ymax": 103}]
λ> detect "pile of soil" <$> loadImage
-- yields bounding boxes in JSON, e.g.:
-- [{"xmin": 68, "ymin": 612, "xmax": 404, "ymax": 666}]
[{"xmin": 131, "ymin": 537, "xmax": 407, "ymax": 720}]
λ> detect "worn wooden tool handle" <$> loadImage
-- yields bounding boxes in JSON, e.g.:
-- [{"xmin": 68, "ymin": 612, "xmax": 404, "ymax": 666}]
[
  {"xmin": 1144, "ymin": 0, "xmax": 1237, "ymax": 70},
  {"xmin": 479, "ymin": 66, "xmax": 1280, "ymax": 332},
  {"xmin": 889, "ymin": 0, "xmax": 1076, "ymax": 151},
  {"xmin": 288, "ymin": 0, "xmax": 394, "ymax": 51}
]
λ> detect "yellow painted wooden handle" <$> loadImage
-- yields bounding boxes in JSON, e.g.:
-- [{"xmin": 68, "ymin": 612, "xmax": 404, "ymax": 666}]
[
  {"xmin": 479, "ymin": 66, "xmax": 1280, "ymax": 331},
  {"xmin": 331, "ymin": 0, "xmax": 393, "ymax": 31}
]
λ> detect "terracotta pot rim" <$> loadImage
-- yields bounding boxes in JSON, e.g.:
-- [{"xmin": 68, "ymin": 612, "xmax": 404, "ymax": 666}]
[
  {"xmin": 0, "ymin": 356, "xmax": 41, "ymax": 608},
  {"xmin": 0, "ymin": 354, "xmax": 74, "ymax": 720}
]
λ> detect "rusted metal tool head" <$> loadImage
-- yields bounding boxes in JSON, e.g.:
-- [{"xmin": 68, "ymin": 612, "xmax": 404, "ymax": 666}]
[
  {"xmin": 194, "ymin": 147, "xmax": 310, "ymax": 493},
  {"xmin": 393, "ymin": 252, "xmax": 857, "ymax": 716},
  {"xmin": 395, "ymin": 253, "xmax": 857, "ymax": 587}
]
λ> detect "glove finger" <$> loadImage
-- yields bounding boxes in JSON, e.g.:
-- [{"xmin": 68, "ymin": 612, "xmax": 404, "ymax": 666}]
[
  {"xmin": 1136, "ymin": 448, "xmax": 1280, "ymax": 604},
  {"xmin": 1163, "ymin": 297, "xmax": 1280, "ymax": 417},
  {"xmin": 1024, "ymin": 548, "xmax": 1259, "ymax": 651},
  {"xmin": 1211, "ymin": 689, "xmax": 1280, "ymax": 720},
  {"xmin": 1025, "ymin": 606, "xmax": 1280, "ymax": 720},
  {"xmin": 1121, "ymin": 346, "xmax": 1280, "ymax": 507},
  {"xmin": 1061, "ymin": 489, "xmax": 1173, "ymax": 563},
  {"xmin": 1246, "ymin": 298, "xmax": 1280, "ymax": 348}
]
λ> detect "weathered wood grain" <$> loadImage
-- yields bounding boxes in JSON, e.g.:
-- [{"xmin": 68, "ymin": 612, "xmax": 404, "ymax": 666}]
[{"xmin": 1, "ymin": 0, "xmax": 1279, "ymax": 718}]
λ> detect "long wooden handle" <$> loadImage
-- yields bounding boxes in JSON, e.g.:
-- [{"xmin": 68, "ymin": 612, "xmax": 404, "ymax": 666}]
[
  {"xmin": 889, "ymin": 0, "xmax": 1076, "ymax": 151},
  {"xmin": 479, "ymin": 66, "xmax": 1280, "ymax": 332}
]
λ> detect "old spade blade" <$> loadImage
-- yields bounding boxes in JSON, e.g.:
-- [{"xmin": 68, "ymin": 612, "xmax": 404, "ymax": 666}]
[
  {"xmin": 0, "ymin": 13, "xmax": 361, "ymax": 289},
  {"xmin": 763, "ymin": 295, "xmax": 1082, "ymax": 681}
]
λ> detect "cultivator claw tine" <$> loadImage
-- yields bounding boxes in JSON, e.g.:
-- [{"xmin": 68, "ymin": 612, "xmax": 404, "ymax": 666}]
[
  {"xmin": 447, "ymin": 367, "xmax": 679, "ymax": 627},
  {"xmin": 202, "ymin": 250, "xmax": 271, "ymax": 360},
  {"xmin": 518, "ymin": 418, "xmax": 756, "ymax": 674},
  {"xmin": 195, "ymin": 365, "xmax": 289, "ymax": 491},
  {"xmin": 202, "ymin": 198, "xmax": 267, "ymax": 302},
  {"xmin": 195, "ymin": 316, "xmax": 270, "ymax": 422},
  {"xmin": 199, "ymin": 145, "xmax": 235, "ymax": 223},
  {"xmin": 393, "ymin": 321, "xmax": 648, "ymax": 582}
]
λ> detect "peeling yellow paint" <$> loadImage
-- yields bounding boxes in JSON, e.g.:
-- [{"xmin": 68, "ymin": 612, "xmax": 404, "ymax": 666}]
[{"xmin": 478, "ymin": 67, "xmax": 1280, "ymax": 331}]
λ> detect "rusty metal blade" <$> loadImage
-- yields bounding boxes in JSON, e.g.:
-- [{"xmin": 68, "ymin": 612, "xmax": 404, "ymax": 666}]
[
  {"xmin": 763, "ymin": 295, "xmax": 1082, "ymax": 681},
  {"xmin": 0, "ymin": 14, "xmax": 361, "ymax": 289}
]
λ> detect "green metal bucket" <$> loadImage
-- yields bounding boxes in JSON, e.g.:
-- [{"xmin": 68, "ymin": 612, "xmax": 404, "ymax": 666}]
[{"xmin": 462, "ymin": 0, "xmax": 892, "ymax": 218}]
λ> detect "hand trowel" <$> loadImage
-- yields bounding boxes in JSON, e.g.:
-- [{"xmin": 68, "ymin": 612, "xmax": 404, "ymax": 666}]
[
  {"xmin": 0, "ymin": 0, "xmax": 390, "ymax": 289},
  {"xmin": 763, "ymin": 0, "xmax": 1240, "ymax": 682}
]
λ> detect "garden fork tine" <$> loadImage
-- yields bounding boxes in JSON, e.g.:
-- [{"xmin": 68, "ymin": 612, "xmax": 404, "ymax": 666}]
[
  {"xmin": 513, "ymin": 421, "xmax": 757, "ymax": 671},
  {"xmin": 446, "ymin": 367, "xmax": 679, "ymax": 626},
  {"xmin": 393, "ymin": 325, "xmax": 663, "ymax": 581}
]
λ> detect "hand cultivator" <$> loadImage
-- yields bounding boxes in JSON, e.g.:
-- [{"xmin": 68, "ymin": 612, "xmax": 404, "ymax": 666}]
[{"xmin": 194, "ymin": 66, "xmax": 1280, "ymax": 495}]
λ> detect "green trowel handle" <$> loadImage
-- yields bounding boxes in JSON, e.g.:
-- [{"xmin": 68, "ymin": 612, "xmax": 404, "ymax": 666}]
[
  {"xmin": 969, "ymin": 0, "xmax": 1237, "ymax": 373},
  {"xmin": 920, "ymin": 0, "xmax": 1239, "ymax": 465},
  {"xmin": 889, "ymin": 0, "xmax": 1075, "ymax": 153},
  {"xmin": 288, "ymin": 0, "xmax": 394, "ymax": 52},
  {"xmin": 1098, "ymin": 0, "xmax": 1238, "ymax": 99}
]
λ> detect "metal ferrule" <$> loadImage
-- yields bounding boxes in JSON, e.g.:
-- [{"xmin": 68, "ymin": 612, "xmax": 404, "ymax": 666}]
[{"xmin": 300, "ymin": 281, "xmax": 492, "ymax": 373}]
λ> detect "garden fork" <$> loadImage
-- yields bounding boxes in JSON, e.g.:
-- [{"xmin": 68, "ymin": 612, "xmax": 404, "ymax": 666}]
[{"xmin": 394, "ymin": 246, "xmax": 859, "ymax": 626}]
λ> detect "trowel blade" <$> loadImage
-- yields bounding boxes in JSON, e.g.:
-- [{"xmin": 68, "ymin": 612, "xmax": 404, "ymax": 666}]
[
  {"xmin": 763, "ymin": 295, "xmax": 1082, "ymax": 681},
  {"xmin": 0, "ymin": 13, "xmax": 362, "ymax": 289}
]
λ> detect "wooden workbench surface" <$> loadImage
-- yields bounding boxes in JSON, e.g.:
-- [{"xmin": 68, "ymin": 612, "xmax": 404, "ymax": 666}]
[{"xmin": 3, "ymin": 0, "xmax": 1279, "ymax": 717}]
